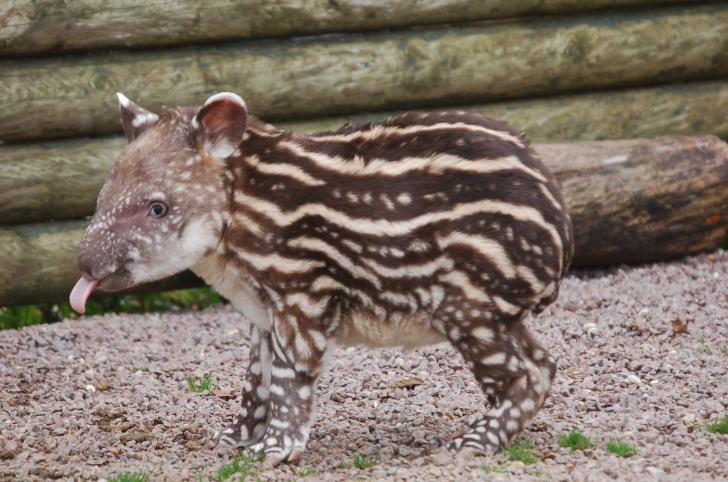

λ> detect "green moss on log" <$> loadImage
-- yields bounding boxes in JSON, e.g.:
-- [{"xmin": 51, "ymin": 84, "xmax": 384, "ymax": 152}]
[
  {"xmin": 285, "ymin": 81, "xmax": 728, "ymax": 142},
  {"xmin": 0, "ymin": 0, "xmax": 693, "ymax": 56},
  {"xmin": 1, "ymin": 4, "xmax": 727, "ymax": 142}
]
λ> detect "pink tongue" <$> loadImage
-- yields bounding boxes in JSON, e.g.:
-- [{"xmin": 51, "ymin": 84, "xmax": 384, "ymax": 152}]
[{"xmin": 69, "ymin": 277, "xmax": 100, "ymax": 314}]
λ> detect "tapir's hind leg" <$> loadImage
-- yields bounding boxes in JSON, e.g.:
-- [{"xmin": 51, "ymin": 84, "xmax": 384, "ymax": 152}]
[{"xmin": 442, "ymin": 316, "xmax": 556, "ymax": 453}]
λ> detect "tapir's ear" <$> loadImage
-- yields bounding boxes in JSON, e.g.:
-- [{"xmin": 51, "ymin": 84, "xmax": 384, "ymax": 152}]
[
  {"xmin": 192, "ymin": 92, "xmax": 248, "ymax": 161},
  {"xmin": 116, "ymin": 93, "xmax": 159, "ymax": 143}
]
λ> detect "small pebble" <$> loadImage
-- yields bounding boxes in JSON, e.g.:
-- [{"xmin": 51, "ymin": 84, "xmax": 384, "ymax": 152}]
[
  {"xmin": 509, "ymin": 461, "xmax": 526, "ymax": 473},
  {"xmin": 627, "ymin": 374, "xmax": 642, "ymax": 385},
  {"xmin": 681, "ymin": 413, "xmax": 696, "ymax": 425},
  {"xmin": 646, "ymin": 466, "xmax": 665, "ymax": 478}
]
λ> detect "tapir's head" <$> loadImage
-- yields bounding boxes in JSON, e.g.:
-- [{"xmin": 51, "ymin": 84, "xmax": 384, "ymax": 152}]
[{"xmin": 70, "ymin": 92, "xmax": 248, "ymax": 313}]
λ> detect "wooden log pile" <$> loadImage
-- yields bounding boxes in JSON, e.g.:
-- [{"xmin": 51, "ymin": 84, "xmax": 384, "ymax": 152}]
[
  {"xmin": 0, "ymin": 0, "xmax": 726, "ymax": 307},
  {"xmin": 0, "ymin": 0, "xmax": 695, "ymax": 56}
]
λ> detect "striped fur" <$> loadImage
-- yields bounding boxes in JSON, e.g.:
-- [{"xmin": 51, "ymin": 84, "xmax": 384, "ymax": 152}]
[{"xmin": 223, "ymin": 111, "xmax": 572, "ymax": 327}]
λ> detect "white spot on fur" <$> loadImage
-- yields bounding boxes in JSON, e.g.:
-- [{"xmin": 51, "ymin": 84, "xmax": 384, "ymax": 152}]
[
  {"xmin": 270, "ymin": 418, "xmax": 289, "ymax": 430},
  {"xmin": 132, "ymin": 111, "xmax": 158, "ymax": 128},
  {"xmin": 298, "ymin": 385, "xmax": 311, "ymax": 399},
  {"xmin": 207, "ymin": 140, "xmax": 236, "ymax": 160},
  {"xmin": 481, "ymin": 352, "xmax": 506, "ymax": 365},
  {"xmin": 256, "ymin": 386, "xmax": 269, "ymax": 399},
  {"xmin": 271, "ymin": 366, "xmax": 295, "ymax": 379},
  {"xmin": 472, "ymin": 326, "xmax": 494, "ymax": 343}
]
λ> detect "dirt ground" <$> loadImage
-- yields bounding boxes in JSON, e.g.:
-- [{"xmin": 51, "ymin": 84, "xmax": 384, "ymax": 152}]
[{"xmin": 1, "ymin": 250, "xmax": 726, "ymax": 481}]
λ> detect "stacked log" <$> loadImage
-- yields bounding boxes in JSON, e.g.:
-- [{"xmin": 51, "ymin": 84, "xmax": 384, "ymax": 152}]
[
  {"xmin": 0, "ymin": 0, "xmax": 696, "ymax": 56},
  {"xmin": 1, "ymin": 4, "xmax": 727, "ymax": 142},
  {"xmin": 1, "ymin": 136, "xmax": 726, "ymax": 306}
]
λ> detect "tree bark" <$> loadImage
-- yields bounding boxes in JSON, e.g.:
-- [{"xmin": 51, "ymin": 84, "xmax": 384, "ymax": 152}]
[
  {"xmin": 2, "ymin": 81, "xmax": 727, "ymax": 226},
  {"xmin": 1, "ymin": 135, "xmax": 725, "ymax": 307},
  {"xmin": 542, "ymin": 136, "xmax": 728, "ymax": 266},
  {"xmin": 1, "ymin": 4, "xmax": 727, "ymax": 143},
  {"xmin": 0, "ymin": 0, "xmax": 695, "ymax": 56}
]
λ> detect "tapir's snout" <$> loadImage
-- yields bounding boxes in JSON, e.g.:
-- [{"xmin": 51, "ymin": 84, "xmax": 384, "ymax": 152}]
[{"xmin": 70, "ymin": 220, "xmax": 133, "ymax": 314}]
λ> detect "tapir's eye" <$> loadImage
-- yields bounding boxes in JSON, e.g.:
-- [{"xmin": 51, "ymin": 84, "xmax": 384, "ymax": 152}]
[{"xmin": 148, "ymin": 201, "xmax": 168, "ymax": 218}]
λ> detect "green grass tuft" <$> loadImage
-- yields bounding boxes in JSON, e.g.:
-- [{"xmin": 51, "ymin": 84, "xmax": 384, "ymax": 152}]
[
  {"xmin": 0, "ymin": 305, "xmax": 45, "ymax": 330},
  {"xmin": 216, "ymin": 452, "xmax": 262, "ymax": 482},
  {"xmin": 352, "ymin": 454, "xmax": 377, "ymax": 470},
  {"xmin": 707, "ymin": 415, "xmax": 728, "ymax": 435},
  {"xmin": 697, "ymin": 335, "xmax": 713, "ymax": 354},
  {"xmin": 481, "ymin": 463, "xmax": 508, "ymax": 474},
  {"xmin": 196, "ymin": 469, "xmax": 208, "ymax": 482},
  {"xmin": 108, "ymin": 472, "xmax": 149, "ymax": 482},
  {"xmin": 558, "ymin": 430, "xmax": 593, "ymax": 450},
  {"xmin": 187, "ymin": 374, "xmax": 214, "ymax": 393},
  {"xmin": 502, "ymin": 440, "xmax": 539, "ymax": 465},
  {"xmin": 606, "ymin": 440, "xmax": 637, "ymax": 457},
  {"xmin": 0, "ymin": 287, "xmax": 222, "ymax": 331},
  {"xmin": 297, "ymin": 466, "xmax": 316, "ymax": 477}
]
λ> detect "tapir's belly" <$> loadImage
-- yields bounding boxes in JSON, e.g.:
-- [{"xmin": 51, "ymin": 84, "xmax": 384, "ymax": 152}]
[
  {"xmin": 335, "ymin": 310, "xmax": 447, "ymax": 349},
  {"xmin": 194, "ymin": 253, "xmax": 447, "ymax": 348}
]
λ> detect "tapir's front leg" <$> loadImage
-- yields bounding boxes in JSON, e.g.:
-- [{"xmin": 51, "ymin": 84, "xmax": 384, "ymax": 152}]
[
  {"xmin": 248, "ymin": 313, "xmax": 333, "ymax": 467},
  {"xmin": 214, "ymin": 325, "xmax": 272, "ymax": 447}
]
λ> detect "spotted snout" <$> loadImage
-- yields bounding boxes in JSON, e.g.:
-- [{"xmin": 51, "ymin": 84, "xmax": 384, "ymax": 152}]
[{"xmin": 77, "ymin": 220, "xmax": 135, "ymax": 292}]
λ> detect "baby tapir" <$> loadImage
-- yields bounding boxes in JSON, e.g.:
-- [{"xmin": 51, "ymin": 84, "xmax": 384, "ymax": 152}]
[{"xmin": 71, "ymin": 92, "xmax": 573, "ymax": 466}]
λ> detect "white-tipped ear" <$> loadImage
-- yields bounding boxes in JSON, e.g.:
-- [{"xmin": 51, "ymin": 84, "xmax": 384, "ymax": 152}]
[
  {"xmin": 116, "ymin": 92, "xmax": 159, "ymax": 142},
  {"xmin": 193, "ymin": 92, "xmax": 248, "ymax": 161}
]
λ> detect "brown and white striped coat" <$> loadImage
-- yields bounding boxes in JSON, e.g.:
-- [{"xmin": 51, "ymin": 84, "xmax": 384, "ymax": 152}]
[{"xmin": 73, "ymin": 92, "xmax": 573, "ymax": 466}]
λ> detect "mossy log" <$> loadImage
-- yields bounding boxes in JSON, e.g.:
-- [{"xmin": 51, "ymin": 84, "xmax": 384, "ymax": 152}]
[
  {"xmin": 1, "ymin": 135, "xmax": 726, "ymax": 307},
  {"xmin": 2, "ymin": 81, "xmax": 727, "ymax": 226},
  {"xmin": 286, "ymin": 81, "xmax": 728, "ymax": 143},
  {"xmin": 0, "ymin": 0, "xmax": 694, "ymax": 56},
  {"xmin": 1, "ymin": 4, "xmax": 727, "ymax": 143},
  {"xmin": 0, "ymin": 138, "xmax": 127, "ymax": 225}
]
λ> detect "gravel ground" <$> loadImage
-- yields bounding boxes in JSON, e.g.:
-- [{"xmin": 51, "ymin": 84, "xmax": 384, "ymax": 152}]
[{"xmin": 1, "ymin": 251, "xmax": 726, "ymax": 481}]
